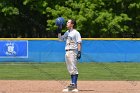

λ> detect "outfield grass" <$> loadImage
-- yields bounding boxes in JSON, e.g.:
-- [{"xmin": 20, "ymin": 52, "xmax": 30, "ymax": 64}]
[{"xmin": 0, "ymin": 62, "xmax": 140, "ymax": 80}]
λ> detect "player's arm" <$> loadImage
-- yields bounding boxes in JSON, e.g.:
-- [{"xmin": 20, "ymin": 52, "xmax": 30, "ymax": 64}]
[
  {"xmin": 57, "ymin": 26, "xmax": 63, "ymax": 40},
  {"xmin": 57, "ymin": 26, "xmax": 67, "ymax": 41},
  {"xmin": 76, "ymin": 32, "xmax": 82, "ymax": 60},
  {"xmin": 76, "ymin": 32, "xmax": 82, "ymax": 52},
  {"xmin": 77, "ymin": 42, "xmax": 82, "ymax": 60},
  {"xmin": 78, "ymin": 43, "xmax": 81, "ymax": 52}
]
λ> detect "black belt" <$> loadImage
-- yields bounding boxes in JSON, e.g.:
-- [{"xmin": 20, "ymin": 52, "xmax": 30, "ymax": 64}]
[{"xmin": 66, "ymin": 49, "xmax": 75, "ymax": 51}]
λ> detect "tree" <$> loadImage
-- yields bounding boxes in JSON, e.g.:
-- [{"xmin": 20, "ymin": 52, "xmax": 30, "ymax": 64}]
[
  {"xmin": 127, "ymin": 0, "xmax": 140, "ymax": 37},
  {"xmin": 46, "ymin": 0, "xmax": 136, "ymax": 38},
  {"xmin": 0, "ymin": 0, "xmax": 140, "ymax": 38}
]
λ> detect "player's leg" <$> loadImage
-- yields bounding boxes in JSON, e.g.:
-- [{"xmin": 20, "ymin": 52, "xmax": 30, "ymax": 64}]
[
  {"xmin": 63, "ymin": 50, "xmax": 79, "ymax": 92},
  {"xmin": 65, "ymin": 51, "xmax": 78, "ymax": 75},
  {"xmin": 70, "ymin": 51, "xmax": 79, "ymax": 92},
  {"xmin": 71, "ymin": 74, "xmax": 78, "ymax": 87},
  {"xmin": 70, "ymin": 51, "xmax": 78, "ymax": 86}
]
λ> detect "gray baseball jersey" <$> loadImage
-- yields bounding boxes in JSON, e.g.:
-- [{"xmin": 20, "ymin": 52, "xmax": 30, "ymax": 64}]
[{"xmin": 59, "ymin": 29, "xmax": 82, "ymax": 50}]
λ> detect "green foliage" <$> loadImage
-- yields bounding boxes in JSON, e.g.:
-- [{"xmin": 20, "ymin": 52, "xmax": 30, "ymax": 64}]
[
  {"xmin": 45, "ymin": 0, "xmax": 139, "ymax": 37},
  {"xmin": 94, "ymin": 12, "xmax": 132, "ymax": 37},
  {"xmin": 0, "ymin": 0, "xmax": 140, "ymax": 37},
  {"xmin": 129, "ymin": 2, "xmax": 140, "ymax": 9},
  {"xmin": 0, "ymin": 1, "xmax": 19, "ymax": 15},
  {"xmin": 1, "ymin": 7, "xmax": 19, "ymax": 15}
]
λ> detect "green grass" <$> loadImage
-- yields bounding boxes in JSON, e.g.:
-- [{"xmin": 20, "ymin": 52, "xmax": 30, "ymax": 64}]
[{"xmin": 0, "ymin": 62, "xmax": 140, "ymax": 80}]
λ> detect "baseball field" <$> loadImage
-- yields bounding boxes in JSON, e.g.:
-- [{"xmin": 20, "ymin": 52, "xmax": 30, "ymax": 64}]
[{"xmin": 0, "ymin": 62, "xmax": 140, "ymax": 93}]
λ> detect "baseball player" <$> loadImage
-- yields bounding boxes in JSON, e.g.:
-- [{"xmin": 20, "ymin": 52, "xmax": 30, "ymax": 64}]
[{"xmin": 57, "ymin": 19, "xmax": 82, "ymax": 92}]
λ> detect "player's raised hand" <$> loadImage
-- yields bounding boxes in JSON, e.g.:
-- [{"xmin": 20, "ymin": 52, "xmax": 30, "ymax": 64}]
[
  {"xmin": 56, "ymin": 26, "xmax": 62, "ymax": 34},
  {"xmin": 55, "ymin": 17, "xmax": 65, "ymax": 34}
]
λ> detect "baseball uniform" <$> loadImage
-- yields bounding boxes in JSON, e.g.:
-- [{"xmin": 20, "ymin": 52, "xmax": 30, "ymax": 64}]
[{"xmin": 58, "ymin": 29, "xmax": 82, "ymax": 75}]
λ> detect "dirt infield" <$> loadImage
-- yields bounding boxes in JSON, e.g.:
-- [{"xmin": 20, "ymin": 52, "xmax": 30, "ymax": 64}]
[{"xmin": 0, "ymin": 80, "xmax": 140, "ymax": 93}]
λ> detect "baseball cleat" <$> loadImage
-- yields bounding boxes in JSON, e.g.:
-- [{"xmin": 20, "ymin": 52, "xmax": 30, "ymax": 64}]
[
  {"xmin": 62, "ymin": 84, "xmax": 78, "ymax": 92},
  {"xmin": 62, "ymin": 88, "xmax": 79, "ymax": 92}
]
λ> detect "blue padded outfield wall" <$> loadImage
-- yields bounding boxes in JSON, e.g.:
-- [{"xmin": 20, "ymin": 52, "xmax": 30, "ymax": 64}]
[{"xmin": 0, "ymin": 38, "xmax": 140, "ymax": 62}]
